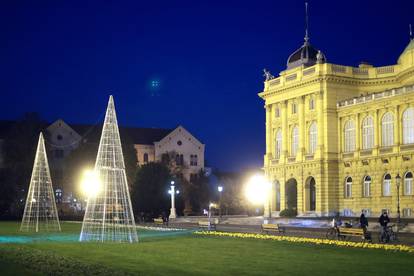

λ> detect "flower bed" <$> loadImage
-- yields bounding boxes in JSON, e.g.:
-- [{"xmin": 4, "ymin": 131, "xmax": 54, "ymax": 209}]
[{"xmin": 194, "ymin": 231, "xmax": 414, "ymax": 253}]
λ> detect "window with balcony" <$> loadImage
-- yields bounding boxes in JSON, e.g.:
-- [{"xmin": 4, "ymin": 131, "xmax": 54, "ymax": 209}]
[
  {"xmin": 362, "ymin": 116, "xmax": 374, "ymax": 149},
  {"xmin": 381, "ymin": 112, "xmax": 394, "ymax": 147},
  {"xmin": 403, "ymin": 107, "xmax": 414, "ymax": 144},
  {"xmin": 344, "ymin": 120, "xmax": 355, "ymax": 152},
  {"xmin": 308, "ymin": 122, "xmax": 317, "ymax": 154},
  {"xmin": 291, "ymin": 126, "xmax": 299, "ymax": 156},
  {"xmin": 275, "ymin": 129, "xmax": 282, "ymax": 159}
]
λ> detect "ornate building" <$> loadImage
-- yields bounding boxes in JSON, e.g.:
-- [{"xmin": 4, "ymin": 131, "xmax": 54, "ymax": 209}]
[{"xmin": 259, "ymin": 33, "xmax": 414, "ymax": 218}]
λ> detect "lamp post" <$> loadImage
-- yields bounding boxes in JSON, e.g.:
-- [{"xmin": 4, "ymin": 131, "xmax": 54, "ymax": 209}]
[
  {"xmin": 168, "ymin": 181, "xmax": 179, "ymax": 219},
  {"xmin": 218, "ymin": 185, "xmax": 223, "ymax": 218},
  {"xmin": 396, "ymin": 174, "xmax": 401, "ymax": 224}
]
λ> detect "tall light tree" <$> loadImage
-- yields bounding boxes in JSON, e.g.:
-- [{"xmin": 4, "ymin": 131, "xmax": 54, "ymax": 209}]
[
  {"xmin": 80, "ymin": 96, "xmax": 138, "ymax": 243},
  {"xmin": 20, "ymin": 133, "xmax": 61, "ymax": 232}
]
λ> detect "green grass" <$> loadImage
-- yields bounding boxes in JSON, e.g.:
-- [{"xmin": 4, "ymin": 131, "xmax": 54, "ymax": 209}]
[{"xmin": 0, "ymin": 221, "xmax": 413, "ymax": 275}]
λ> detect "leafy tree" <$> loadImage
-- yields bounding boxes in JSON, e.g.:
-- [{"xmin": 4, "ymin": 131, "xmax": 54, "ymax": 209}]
[
  {"xmin": 62, "ymin": 130, "xmax": 138, "ymax": 200},
  {"xmin": 131, "ymin": 162, "xmax": 172, "ymax": 219},
  {"xmin": 1, "ymin": 113, "xmax": 46, "ymax": 217}
]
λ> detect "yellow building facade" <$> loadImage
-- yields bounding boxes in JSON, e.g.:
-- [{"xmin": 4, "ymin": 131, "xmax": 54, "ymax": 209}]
[{"xmin": 259, "ymin": 36, "xmax": 414, "ymax": 218}]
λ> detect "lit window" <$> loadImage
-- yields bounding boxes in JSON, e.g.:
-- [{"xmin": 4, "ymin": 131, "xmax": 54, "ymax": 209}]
[
  {"xmin": 308, "ymin": 122, "xmax": 317, "ymax": 154},
  {"xmin": 403, "ymin": 108, "xmax": 414, "ymax": 144},
  {"xmin": 362, "ymin": 116, "xmax": 374, "ymax": 149},
  {"xmin": 381, "ymin": 112, "xmax": 394, "ymax": 147},
  {"xmin": 291, "ymin": 126, "xmax": 299, "ymax": 156},
  {"xmin": 345, "ymin": 177, "xmax": 352, "ymax": 198},
  {"xmin": 275, "ymin": 129, "xmax": 282, "ymax": 159},
  {"xmin": 344, "ymin": 120, "xmax": 355, "ymax": 152},
  {"xmin": 404, "ymin": 172, "xmax": 413, "ymax": 195},
  {"xmin": 383, "ymin": 174, "xmax": 391, "ymax": 196},
  {"xmin": 363, "ymin": 176, "xmax": 371, "ymax": 197},
  {"xmin": 309, "ymin": 98, "xmax": 315, "ymax": 110}
]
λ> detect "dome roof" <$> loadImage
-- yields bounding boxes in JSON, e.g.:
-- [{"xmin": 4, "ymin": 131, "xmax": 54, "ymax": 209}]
[{"xmin": 287, "ymin": 40, "xmax": 326, "ymax": 69}]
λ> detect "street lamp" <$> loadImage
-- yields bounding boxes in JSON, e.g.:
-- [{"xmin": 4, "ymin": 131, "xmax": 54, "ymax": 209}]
[
  {"xmin": 396, "ymin": 174, "xmax": 401, "ymax": 224},
  {"xmin": 218, "ymin": 185, "xmax": 223, "ymax": 218},
  {"xmin": 168, "ymin": 181, "xmax": 179, "ymax": 219}
]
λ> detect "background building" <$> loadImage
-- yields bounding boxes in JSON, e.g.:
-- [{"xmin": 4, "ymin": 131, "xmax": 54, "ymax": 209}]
[
  {"xmin": 259, "ymin": 33, "xmax": 414, "ymax": 218},
  {"xmin": 0, "ymin": 119, "xmax": 205, "ymax": 210}
]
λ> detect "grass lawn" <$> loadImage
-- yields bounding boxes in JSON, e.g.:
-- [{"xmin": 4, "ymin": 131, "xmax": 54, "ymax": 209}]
[{"xmin": 0, "ymin": 221, "xmax": 413, "ymax": 275}]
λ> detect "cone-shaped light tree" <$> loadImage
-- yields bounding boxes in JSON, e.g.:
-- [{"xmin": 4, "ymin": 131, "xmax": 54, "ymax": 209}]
[
  {"xmin": 80, "ymin": 95, "xmax": 138, "ymax": 242},
  {"xmin": 20, "ymin": 133, "xmax": 61, "ymax": 232}
]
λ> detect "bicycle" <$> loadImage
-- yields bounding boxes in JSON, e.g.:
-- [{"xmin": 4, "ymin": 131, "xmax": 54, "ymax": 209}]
[
  {"xmin": 379, "ymin": 224, "xmax": 398, "ymax": 243},
  {"xmin": 326, "ymin": 226, "xmax": 343, "ymax": 240}
]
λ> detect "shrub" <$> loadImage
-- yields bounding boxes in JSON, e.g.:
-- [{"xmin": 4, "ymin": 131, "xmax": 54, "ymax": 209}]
[{"xmin": 279, "ymin": 208, "xmax": 297, "ymax": 217}]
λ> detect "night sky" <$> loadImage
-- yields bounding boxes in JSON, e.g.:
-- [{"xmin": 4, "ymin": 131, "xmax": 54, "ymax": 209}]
[{"xmin": 0, "ymin": 1, "xmax": 413, "ymax": 171}]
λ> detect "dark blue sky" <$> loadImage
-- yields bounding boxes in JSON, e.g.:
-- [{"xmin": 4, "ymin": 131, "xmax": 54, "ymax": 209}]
[{"xmin": 0, "ymin": 1, "xmax": 413, "ymax": 171}]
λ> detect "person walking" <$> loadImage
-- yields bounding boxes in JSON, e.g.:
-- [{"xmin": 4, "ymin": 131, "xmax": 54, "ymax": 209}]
[
  {"xmin": 359, "ymin": 211, "xmax": 370, "ymax": 240},
  {"xmin": 378, "ymin": 211, "xmax": 390, "ymax": 242}
]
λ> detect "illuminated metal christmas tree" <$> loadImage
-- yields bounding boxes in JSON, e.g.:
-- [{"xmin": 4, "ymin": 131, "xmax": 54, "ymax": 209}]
[
  {"xmin": 20, "ymin": 133, "xmax": 61, "ymax": 232},
  {"xmin": 80, "ymin": 95, "xmax": 138, "ymax": 242}
]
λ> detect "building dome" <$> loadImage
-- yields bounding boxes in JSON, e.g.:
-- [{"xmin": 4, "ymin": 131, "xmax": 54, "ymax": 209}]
[
  {"xmin": 287, "ymin": 39, "xmax": 326, "ymax": 69},
  {"xmin": 398, "ymin": 39, "xmax": 414, "ymax": 67}
]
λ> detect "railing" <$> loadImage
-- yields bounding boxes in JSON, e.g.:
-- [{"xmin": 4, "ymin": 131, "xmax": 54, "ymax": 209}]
[
  {"xmin": 303, "ymin": 67, "xmax": 315, "ymax": 76},
  {"xmin": 352, "ymin": 67, "xmax": 369, "ymax": 76},
  {"xmin": 376, "ymin": 66, "xmax": 395, "ymax": 74},
  {"xmin": 285, "ymin": 74, "xmax": 297, "ymax": 82},
  {"xmin": 337, "ymin": 84, "xmax": 414, "ymax": 107}
]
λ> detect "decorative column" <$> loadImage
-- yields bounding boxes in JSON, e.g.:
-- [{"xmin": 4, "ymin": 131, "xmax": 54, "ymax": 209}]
[
  {"xmin": 355, "ymin": 113, "xmax": 360, "ymax": 155},
  {"xmin": 394, "ymin": 105, "xmax": 400, "ymax": 150},
  {"xmin": 374, "ymin": 109, "xmax": 379, "ymax": 155},
  {"xmin": 316, "ymin": 91, "xmax": 324, "ymax": 159},
  {"xmin": 281, "ymin": 101, "xmax": 288, "ymax": 163},
  {"xmin": 265, "ymin": 105, "xmax": 272, "ymax": 162},
  {"xmin": 298, "ymin": 96, "xmax": 305, "ymax": 161}
]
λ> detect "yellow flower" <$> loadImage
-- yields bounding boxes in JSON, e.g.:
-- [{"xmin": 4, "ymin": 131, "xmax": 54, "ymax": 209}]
[{"xmin": 193, "ymin": 231, "xmax": 414, "ymax": 253}]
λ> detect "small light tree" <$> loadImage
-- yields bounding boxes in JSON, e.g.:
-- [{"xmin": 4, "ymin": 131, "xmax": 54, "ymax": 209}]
[{"xmin": 20, "ymin": 133, "xmax": 61, "ymax": 232}]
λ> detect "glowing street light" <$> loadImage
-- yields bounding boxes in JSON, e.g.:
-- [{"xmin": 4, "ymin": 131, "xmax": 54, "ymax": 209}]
[
  {"xmin": 245, "ymin": 174, "xmax": 272, "ymax": 218},
  {"xmin": 218, "ymin": 185, "xmax": 223, "ymax": 218},
  {"xmin": 169, "ymin": 181, "xmax": 179, "ymax": 219},
  {"xmin": 80, "ymin": 169, "xmax": 101, "ymax": 198}
]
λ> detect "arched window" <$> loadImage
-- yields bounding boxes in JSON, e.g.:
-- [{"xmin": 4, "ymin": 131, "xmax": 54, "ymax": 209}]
[
  {"xmin": 381, "ymin": 112, "xmax": 394, "ymax": 147},
  {"xmin": 143, "ymin": 153, "xmax": 149, "ymax": 163},
  {"xmin": 383, "ymin": 174, "xmax": 391, "ymax": 196},
  {"xmin": 344, "ymin": 120, "xmax": 355, "ymax": 152},
  {"xmin": 362, "ymin": 116, "xmax": 374, "ymax": 149},
  {"xmin": 403, "ymin": 108, "xmax": 414, "ymax": 144},
  {"xmin": 345, "ymin": 177, "xmax": 352, "ymax": 198},
  {"xmin": 309, "ymin": 122, "xmax": 317, "ymax": 154},
  {"xmin": 363, "ymin": 176, "xmax": 371, "ymax": 197},
  {"xmin": 291, "ymin": 126, "xmax": 299, "ymax": 156},
  {"xmin": 404, "ymin": 172, "xmax": 413, "ymax": 195},
  {"xmin": 275, "ymin": 129, "xmax": 282, "ymax": 159}
]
